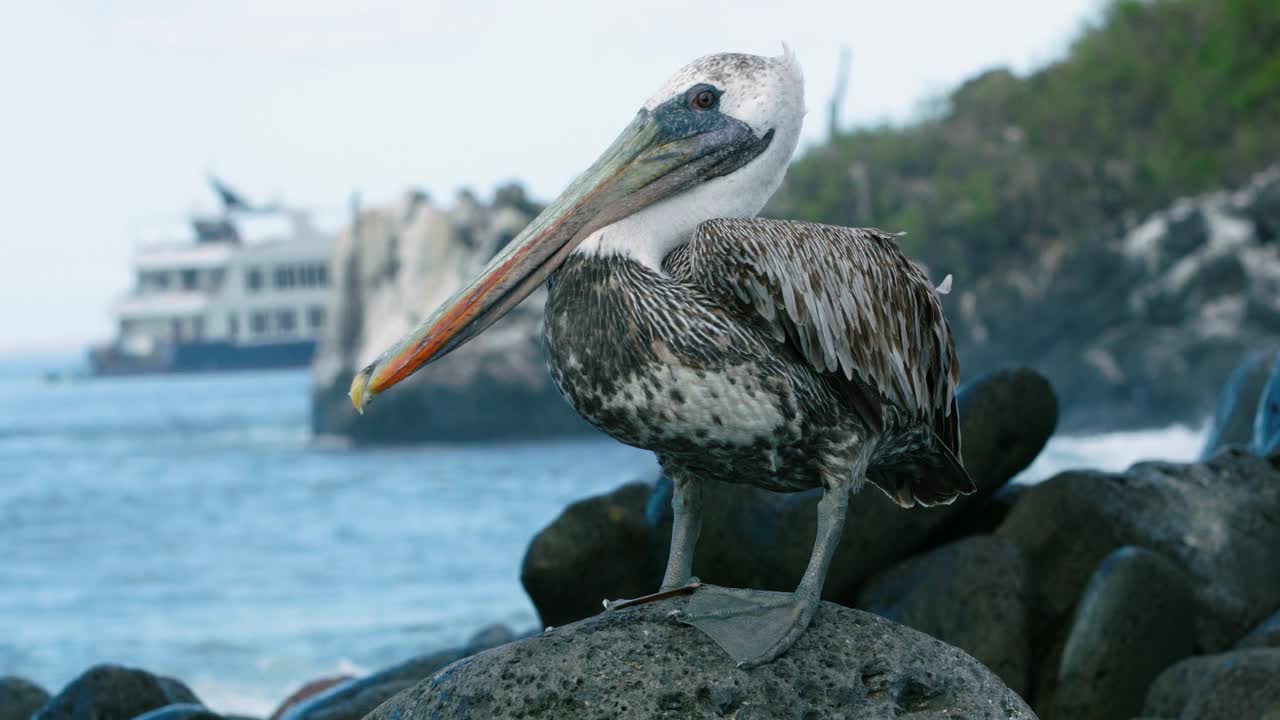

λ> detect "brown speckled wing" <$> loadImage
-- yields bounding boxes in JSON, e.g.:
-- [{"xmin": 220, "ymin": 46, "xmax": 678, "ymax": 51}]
[{"xmin": 677, "ymin": 218, "xmax": 971, "ymax": 505}]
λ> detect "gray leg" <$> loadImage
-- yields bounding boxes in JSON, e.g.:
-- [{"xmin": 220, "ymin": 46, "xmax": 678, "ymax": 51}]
[
  {"xmin": 661, "ymin": 475, "xmax": 703, "ymax": 591},
  {"xmin": 793, "ymin": 476, "xmax": 850, "ymax": 607},
  {"xmin": 679, "ymin": 476, "xmax": 854, "ymax": 668}
]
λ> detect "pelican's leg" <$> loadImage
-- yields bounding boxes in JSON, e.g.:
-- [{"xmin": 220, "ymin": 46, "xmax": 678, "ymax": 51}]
[
  {"xmin": 603, "ymin": 475, "xmax": 703, "ymax": 611},
  {"xmin": 678, "ymin": 476, "xmax": 852, "ymax": 668},
  {"xmin": 661, "ymin": 474, "xmax": 703, "ymax": 591}
]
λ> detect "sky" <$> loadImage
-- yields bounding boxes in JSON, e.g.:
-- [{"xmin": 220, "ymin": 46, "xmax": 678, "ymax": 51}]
[{"xmin": 0, "ymin": 0, "xmax": 1102, "ymax": 353}]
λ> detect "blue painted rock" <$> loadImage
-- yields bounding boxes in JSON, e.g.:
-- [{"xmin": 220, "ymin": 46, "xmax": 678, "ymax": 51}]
[
  {"xmin": 1253, "ymin": 356, "xmax": 1280, "ymax": 455},
  {"xmin": 1200, "ymin": 349, "xmax": 1278, "ymax": 458}
]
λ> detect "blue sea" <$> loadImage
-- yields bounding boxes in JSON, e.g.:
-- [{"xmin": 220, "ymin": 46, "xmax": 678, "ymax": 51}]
[{"xmin": 0, "ymin": 352, "xmax": 1202, "ymax": 715}]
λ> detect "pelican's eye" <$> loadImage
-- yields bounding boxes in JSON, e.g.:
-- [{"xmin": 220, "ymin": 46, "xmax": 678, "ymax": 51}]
[{"xmin": 687, "ymin": 84, "xmax": 719, "ymax": 111}]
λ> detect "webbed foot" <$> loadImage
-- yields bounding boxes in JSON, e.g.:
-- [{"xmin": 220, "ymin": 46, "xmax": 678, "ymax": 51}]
[{"xmin": 677, "ymin": 584, "xmax": 819, "ymax": 668}]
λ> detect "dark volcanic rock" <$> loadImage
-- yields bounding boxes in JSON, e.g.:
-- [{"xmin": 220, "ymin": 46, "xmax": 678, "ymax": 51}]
[
  {"xmin": 997, "ymin": 448, "xmax": 1280, "ymax": 652},
  {"xmin": 856, "ymin": 535, "xmax": 1031, "ymax": 695},
  {"xmin": 132, "ymin": 705, "xmax": 223, "ymax": 720},
  {"xmin": 461, "ymin": 622, "xmax": 517, "ymax": 655},
  {"xmin": 1237, "ymin": 607, "xmax": 1280, "ymax": 650},
  {"xmin": 0, "ymin": 676, "xmax": 50, "ymax": 720},
  {"xmin": 279, "ymin": 623, "xmax": 522, "ymax": 720},
  {"xmin": 522, "ymin": 368, "xmax": 1056, "ymax": 629},
  {"xmin": 1051, "ymin": 547, "xmax": 1197, "ymax": 720},
  {"xmin": 1200, "ymin": 349, "xmax": 1279, "ymax": 458},
  {"xmin": 1142, "ymin": 648, "xmax": 1280, "ymax": 719},
  {"xmin": 367, "ymin": 598, "xmax": 1036, "ymax": 720},
  {"xmin": 1254, "ymin": 358, "xmax": 1280, "ymax": 455},
  {"xmin": 522, "ymin": 482, "xmax": 658, "ymax": 628},
  {"xmin": 34, "ymin": 665, "xmax": 199, "ymax": 720}
]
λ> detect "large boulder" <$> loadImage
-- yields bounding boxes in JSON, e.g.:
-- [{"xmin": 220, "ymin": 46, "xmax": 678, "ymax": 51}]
[
  {"xmin": 856, "ymin": 535, "xmax": 1031, "ymax": 696},
  {"xmin": 1142, "ymin": 648, "xmax": 1280, "ymax": 720},
  {"xmin": 1200, "ymin": 349, "xmax": 1278, "ymax": 458},
  {"xmin": 1051, "ymin": 546, "xmax": 1197, "ymax": 720},
  {"xmin": 279, "ymin": 623, "xmax": 519, "ymax": 720},
  {"xmin": 310, "ymin": 185, "xmax": 597, "ymax": 444},
  {"xmin": 34, "ymin": 665, "xmax": 199, "ymax": 720},
  {"xmin": 521, "ymin": 482, "xmax": 658, "ymax": 628},
  {"xmin": 521, "ymin": 368, "xmax": 1057, "ymax": 628},
  {"xmin": 367, "ymin": 598, "xmax": 1036, "ymax": 720},
  {"xmin": 0, "ymin": 676, "xmax": 50, "ymax": 720},
  {"xmin": 998, "ymin": 448, "xmax": 1280, "ymax": 652}
]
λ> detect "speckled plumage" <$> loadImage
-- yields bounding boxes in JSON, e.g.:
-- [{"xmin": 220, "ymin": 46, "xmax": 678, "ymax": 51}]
[{"xmin": 545, "ymin": 218, "xmax": 972, "ymax": 506}]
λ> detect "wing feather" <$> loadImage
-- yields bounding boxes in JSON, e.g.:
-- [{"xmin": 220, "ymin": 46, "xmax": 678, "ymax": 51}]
[{"xmin": 679, "ymin": 218, "xmax": 968, "ymax": 500}]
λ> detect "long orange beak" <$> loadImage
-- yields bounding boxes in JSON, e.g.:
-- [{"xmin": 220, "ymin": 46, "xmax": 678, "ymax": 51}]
[{"xmin": 350, "ymin": 98, "xmax": 773, "ymax": 414}]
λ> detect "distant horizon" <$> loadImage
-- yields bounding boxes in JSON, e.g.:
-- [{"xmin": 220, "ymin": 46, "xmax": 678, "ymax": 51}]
[{"xmin": 2, "ymin": 1, "xmax": 1103, "ymax": 350}]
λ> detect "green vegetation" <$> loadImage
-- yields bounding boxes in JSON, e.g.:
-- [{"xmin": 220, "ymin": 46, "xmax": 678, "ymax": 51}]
[{"xmin": 767, "ymin": 0, "xmax": 1280, "ymax": 278}]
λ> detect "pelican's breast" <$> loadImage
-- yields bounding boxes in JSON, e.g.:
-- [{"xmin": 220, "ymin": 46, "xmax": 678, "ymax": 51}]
[{"xmin": 543, "ymin": 253, "xmax": 805, "ymax": 453}]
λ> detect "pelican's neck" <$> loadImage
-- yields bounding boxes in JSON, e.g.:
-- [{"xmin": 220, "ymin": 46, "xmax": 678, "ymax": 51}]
[
  {"xmin": 572, "ymin": 210, "xmax": 693, "ymax": 272},
  {"xmin": 573, "ymin": 161, "xmax": 787, "ymax": 271}
]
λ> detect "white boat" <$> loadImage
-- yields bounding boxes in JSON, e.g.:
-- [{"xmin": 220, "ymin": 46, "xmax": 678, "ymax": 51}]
[{"xmin": 90, "ymin": 180, "xmax": 337, "ymax": 375}]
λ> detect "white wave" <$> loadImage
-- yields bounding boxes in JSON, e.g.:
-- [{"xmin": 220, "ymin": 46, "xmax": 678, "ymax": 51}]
[{"xmin": 1013, "ymin": 422, "xmax": 1209, "ymax": 486}]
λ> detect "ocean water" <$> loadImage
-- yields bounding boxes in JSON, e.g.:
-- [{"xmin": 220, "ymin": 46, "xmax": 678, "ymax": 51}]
[{"xmin": 0, "ymin": 353, "xmax": 1203, "ymax": 715}]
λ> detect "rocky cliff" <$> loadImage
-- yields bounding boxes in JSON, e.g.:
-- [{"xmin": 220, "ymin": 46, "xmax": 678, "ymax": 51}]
[
  {"xmin": 310, "ymin": 185, "xmax": 597, "ymax": 444},
  {"xmin": 949, "ymin": 166, "xmax": 1280, "ymax": 430}
]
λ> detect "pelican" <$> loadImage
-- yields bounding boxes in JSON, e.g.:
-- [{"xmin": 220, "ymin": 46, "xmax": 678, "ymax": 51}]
[{"xmin": 348, "ymin": 48, "xmax": 974, "ymax": 667}]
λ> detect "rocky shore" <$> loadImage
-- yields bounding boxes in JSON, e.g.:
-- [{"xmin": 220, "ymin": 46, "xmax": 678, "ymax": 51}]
[{"xmin": 15, "ymin": 358, "xmax": 1280, "ymax": 719}]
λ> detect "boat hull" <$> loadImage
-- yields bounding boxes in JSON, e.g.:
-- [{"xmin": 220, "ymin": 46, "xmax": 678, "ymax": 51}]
[{"xmin": 89, "ymin": 339, "xmax": 317, "ymax": 376}]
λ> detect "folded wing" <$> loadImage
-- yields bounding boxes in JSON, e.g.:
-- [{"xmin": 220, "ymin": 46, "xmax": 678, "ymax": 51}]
[{"xmin": 674, "ymin": 218, "xmax": 973, "ymax": 506}]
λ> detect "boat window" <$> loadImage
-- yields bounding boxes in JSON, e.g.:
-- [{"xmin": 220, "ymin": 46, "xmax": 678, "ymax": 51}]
[
  {"xmin": 250, "ymin": 311, "xmax": 268, "ymax": 335},
  {"xmin": 276, "ymin": 267, "xmax": 301, "ymax": 289},
  {"xmin": 276, "ymin": 309, "xmax": 297, "ymax": 334},
  {"xmin": 140, "ymin": 272, "xmax": 169, "ymax": 292},
  {"xmin": 181, "ymin": 269, "xmax": 198, "ymax": 290},
  {"xmin": 308, "ymin": 306, "xmax": 326, "ymax": 329},
  {"xmin": 228, "ymin": 314, "xmax": 240, "ymax": 339},
  {"xmin": 246, "ymin": 268, "xmax": 263, "ymax": 292}
]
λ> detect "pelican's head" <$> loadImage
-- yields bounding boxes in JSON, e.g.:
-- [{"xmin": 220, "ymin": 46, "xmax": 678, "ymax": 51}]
[{"xmin": 350, "ymin": 49, "xmax": 806, "ymax": 412}]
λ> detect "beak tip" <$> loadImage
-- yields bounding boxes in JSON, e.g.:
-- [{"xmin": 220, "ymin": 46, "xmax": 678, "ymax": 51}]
[{"xmin": 350, "ymin": 366, "xmax": 374, "ymax": 415}]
